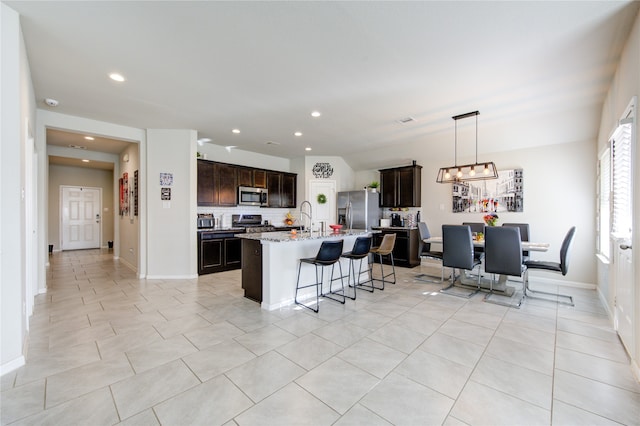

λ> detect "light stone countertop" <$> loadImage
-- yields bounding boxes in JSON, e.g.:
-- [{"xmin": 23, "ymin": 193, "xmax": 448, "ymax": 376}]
[{"xmin": 236, "ymin": 229, "xmax": 373, "ymax": 243}]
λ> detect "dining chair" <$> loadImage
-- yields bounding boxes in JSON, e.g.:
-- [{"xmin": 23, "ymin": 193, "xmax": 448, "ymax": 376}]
[
  {"xmin": 295, "ymin": 239, "xmax": 345, "ymax": 312},
  {"xmin": 369, "ymin": 233, "xmax": 397, "ymax": 290},
  {"xmin": 524, "ymin": 226, "xmax": 576, "ymax": 306},
  {"xmin": 340, "ymin": 235, "xmax": 373, "ymax": 299},
  {"xmin": 415, "ymin": 222, "xmax": 445, "ymax": 283},
  {"xmin": 502, "ymin": 222, "xmax": 531, "ymax": 260},
  {"xmin": 440, "ymin": 225, "xmax": 482, "ymax": 298},
  {"xmin": 483, "ymin": 226, "xmax": 527, "ymax": 308},
  {"xmin": 462, "ymin": 221, "xmax": 486, "ymax": 260}
]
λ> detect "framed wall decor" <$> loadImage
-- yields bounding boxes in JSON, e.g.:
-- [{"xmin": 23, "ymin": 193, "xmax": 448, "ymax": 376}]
[{"xmin": 452, "ymin": 168, "xmax": 523, "ymax": 213}]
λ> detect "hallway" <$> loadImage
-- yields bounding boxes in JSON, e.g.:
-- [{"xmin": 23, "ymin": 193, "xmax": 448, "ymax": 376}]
[{"xmin": 1, "ymin": 249, "xmax": 639, "ymax": 425}]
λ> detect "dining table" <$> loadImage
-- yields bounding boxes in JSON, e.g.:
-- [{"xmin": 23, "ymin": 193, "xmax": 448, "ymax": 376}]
[{"xmin": 423, "ymin": 237, "xmax": 549, "ymax": 294}]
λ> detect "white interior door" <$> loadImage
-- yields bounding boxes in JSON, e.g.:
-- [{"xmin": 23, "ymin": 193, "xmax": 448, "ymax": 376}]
[
  {"xmin": 610, "ymin": 102, "xmax": 635, "ymax": 358},
  {"xmin": 61, "ymin": 186, "xmax": 102, "ymax": 250},
  {"xmin": 614, "ymin": 237, "xmax": 634, "ymax": 355},
  {"xmin": 309, "ymin": 180, "xmax": 336, "ymax": 230}
]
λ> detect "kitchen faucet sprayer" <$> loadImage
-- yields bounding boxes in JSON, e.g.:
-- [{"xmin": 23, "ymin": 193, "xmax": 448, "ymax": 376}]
[{"xmin": 300, "ymin": 201, "xmax": 313, "ymax": 232}]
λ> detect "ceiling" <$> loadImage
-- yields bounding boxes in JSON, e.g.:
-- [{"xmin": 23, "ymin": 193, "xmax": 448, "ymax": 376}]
[{"xmin": 6, "ymin": 1, "xmax": 639, "ymax": 171}]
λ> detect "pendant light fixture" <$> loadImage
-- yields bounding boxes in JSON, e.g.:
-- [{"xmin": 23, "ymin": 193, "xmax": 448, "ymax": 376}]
[{"xmin": 436, "ymin": 110, "xmax": 498, "ymax": 183}]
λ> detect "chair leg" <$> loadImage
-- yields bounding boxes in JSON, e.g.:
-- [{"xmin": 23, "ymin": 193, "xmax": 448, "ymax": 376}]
[
  {"xmin": 484, "ymin": 272, "xmax": 524, "ymax": 309},
  {"xmin": 415, "ymin": 258, "xmax": 445, "ymax": 283},
  {"xmin": 370, "ymin": 254, "xmax": 385, "ymax": 290},
  {"xmin": 524, "ymin": 273, "xmax": 574, "ymax": 306},
  {"xmin": 323, "ymin": 262, "xmax": 346, "ymax": 304},
  {"xmin": 346, "ymin": 257, "xmax": 374, "ymax": 300},
  {"xmin": 440, "ymin": 266, "xmax": 481, "ymax": 299},
  {"xmin": 295, "ymin": 262, "xmax": 319, "ymax": 313}
]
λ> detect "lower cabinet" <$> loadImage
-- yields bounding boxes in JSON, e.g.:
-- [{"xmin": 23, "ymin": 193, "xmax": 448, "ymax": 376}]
[
  {"xmin": 372, "ymin": 228, "xmax": 420, "ymax": 268},
  {"xmin": 241, "ymin": 239, "xmax": 262, "ymax": 303},
  {"xmin": 198, "ymin": 232, "xmax": 242, "ymax": 275}
]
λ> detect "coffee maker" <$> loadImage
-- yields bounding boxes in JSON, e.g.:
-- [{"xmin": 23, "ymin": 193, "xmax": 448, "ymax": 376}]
[{"xmin": 390, "ymin": 213, "xmax": 403, "ymax": 227}]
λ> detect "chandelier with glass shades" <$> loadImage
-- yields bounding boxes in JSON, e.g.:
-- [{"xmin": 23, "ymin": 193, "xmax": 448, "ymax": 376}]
[{"xmin": 436, "ymin": 110, "xmax": 498, "ymax": 183}]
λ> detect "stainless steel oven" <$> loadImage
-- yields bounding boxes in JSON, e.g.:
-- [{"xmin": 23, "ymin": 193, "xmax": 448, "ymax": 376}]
[{"xmin": 238, "ymin": 186, "xmax": 268, "ymax": 207}]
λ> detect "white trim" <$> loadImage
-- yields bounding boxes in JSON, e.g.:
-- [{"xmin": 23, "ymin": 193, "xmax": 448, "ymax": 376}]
[
  {"xmin": 0, "ymin": 356, "xmax": 25, "ymax": 376},
  {"xmin": 146, "ymin": 274, "xmax": 198, "ymax": 280}
]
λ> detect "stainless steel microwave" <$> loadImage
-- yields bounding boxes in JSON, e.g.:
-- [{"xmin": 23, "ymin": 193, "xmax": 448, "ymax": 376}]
[{"xmin": 238, "ymin": 186, "xmax": 268, "ymax": 206}]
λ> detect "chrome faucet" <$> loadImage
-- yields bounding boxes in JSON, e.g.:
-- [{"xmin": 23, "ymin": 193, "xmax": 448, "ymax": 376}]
[{"xmin": 300, "ymin": 200, "xmax": 313, "ymax": 232}]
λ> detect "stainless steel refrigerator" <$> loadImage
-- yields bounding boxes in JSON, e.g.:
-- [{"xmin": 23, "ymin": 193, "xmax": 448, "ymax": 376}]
[{"xmin": 336, "ymin": 190, "xmax": 381, "ymax": 230}]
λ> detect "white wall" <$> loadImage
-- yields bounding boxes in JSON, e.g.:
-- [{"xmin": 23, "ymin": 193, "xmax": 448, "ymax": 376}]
[
  {"xmin": 1, "ymin": 3, "xmax": 36, "ymax": 374},
  {"xmin": 48, "ymin": 164, "xmax": 115, "ymax": 249},
  {"xmin": 596, "ymin": 9, "xmax": 640, "ymax": 378},
  {"xmin": 197, "ymin": 143, "xmax": 290, "ymax": 172},
  {"xmin": 358, "ymin": 140, "xmax": 597, "ymax": 286},
  {"xmin": 118, "ymin": 143, "xmax": 140, "ymax": 271},
  {"xmin": 146, "ymin": 129, "xmax": 198, "ymax": 278}
]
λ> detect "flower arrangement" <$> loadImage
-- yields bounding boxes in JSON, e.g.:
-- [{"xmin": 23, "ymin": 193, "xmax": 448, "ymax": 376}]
[{"xmin": 483, "ymin": 212, "xmax": 499, "ymax": 226}]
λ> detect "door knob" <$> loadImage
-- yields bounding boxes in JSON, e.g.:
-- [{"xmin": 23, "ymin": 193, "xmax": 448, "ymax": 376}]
[{"xmin": 620, "ymin": 244, "xmax": 632, "ymax": 250}]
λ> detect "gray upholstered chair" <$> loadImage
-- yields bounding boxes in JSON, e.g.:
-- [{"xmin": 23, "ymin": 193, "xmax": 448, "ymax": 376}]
[
  {"xmin": 524, "ymin": 226, "xmax": 576, "ymax": 306},
  {"xmin": 502, "ymin": 222, "xmax": 531, "ymax": 261},
  {"xmin": 415, "ymin": 222, "xmax": 445, "ymax": 283},
  {"xmin": 440, "ymin": 225, "xmax": 482, "ymax": 298},
  {"xmin": 462, "ymin": 221, "xmax": 486, "ymax": 260},
  {"xmin": 483, "ymin": 226, "xmax": 527, "ymax": 308}
]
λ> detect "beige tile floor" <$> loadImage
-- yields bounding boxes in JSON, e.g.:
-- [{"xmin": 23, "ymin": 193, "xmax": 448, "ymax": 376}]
[{"xmin": 1, "ymin": 249, "xmax": 639, "ymax": 425}]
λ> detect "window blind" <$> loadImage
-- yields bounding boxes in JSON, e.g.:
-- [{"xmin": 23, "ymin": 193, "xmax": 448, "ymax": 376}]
[
  {"xmin": 598, "ymin": 147, "xmax": 611, "ymax": 258},
  {"xmin": 611, "ymin": 120, "xmax": 632, "ymax": 238}
]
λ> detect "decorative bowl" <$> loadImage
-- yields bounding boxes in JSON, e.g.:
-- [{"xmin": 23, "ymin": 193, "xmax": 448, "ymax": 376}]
[{"xmin": 329, "ymin": 224, "xmax": 343, "ymax": 232}]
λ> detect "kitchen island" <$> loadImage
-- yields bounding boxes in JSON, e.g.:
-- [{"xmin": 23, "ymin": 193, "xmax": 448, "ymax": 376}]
[{"xmin": 238, "ymin": 230, "xmax": 373, "ymax": 310}]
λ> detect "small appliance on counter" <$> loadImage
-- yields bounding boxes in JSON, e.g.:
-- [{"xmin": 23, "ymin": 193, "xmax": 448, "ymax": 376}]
[
  {"xmin": 390, "ymin": 213, "xmax": 403, "ymax": 227},
  {"xmin": 197, "ymin": 214, "xmax": 218, "ymax": 229},
  {"xmin": 380, "ymin": 218, "xmax": 391, "ymax": 227}
]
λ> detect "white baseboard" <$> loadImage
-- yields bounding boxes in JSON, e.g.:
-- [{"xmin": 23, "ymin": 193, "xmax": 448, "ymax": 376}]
[
  {"xmin": 145, "ymin": 274, "xmax": 198, "ymax": 280},
  {"xmin": 0, "ymin": 356, "xmax": 25, "ymax": 377}
]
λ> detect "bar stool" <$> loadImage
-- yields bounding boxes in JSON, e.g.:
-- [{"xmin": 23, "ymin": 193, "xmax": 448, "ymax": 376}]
[
  {"xmin": 340, "ymin": 236, "xmax": 373, "ymax": 299},
  {"xmin": 295, "ymin": 239, "xmax": 345, "ymax": 313},
  {"xmin": 369, "ymin": 233, "xmax": 397, "ymax": 290}
]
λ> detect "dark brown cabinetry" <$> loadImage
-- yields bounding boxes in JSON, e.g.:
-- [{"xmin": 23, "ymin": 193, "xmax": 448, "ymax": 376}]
[
  {"xmin": 216, "ymin": 163, "xmax": 237, "ymax": 206},
  {"xmin": 197, "ymin": 160, "xmax": 296, "ymax": 207},
  {"xmin": 237, "ymin": 167, "xmax": 253, "ymax": 187},
  {"xmin": 197, "ymin": 160, "xmax": 215, "ymax": 206},
  {"xmin": 198, "ymin": 231, "xmax": 242, "ymax": 274},
  {"xmin": 241, "ymin": 239, "xmax": 262, "ymax": 302},
  {"xmin": 379, "ymin": 164, "xmax": 422, "ymax": 207},
  {"xmin": 372, "ymin": 228, "xmax": 420, "ymax": 268},
  {"xmin": 253, "ymin": 170, "xmax": 267, "ymax": 188},
  {"xmin": 266, "ymin": 171, "xmax": 297, "ymax": 208}
]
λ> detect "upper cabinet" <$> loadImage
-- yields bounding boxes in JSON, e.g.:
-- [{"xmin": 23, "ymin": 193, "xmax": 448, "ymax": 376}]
[
  {"xmin": 197, "ymin": 160, "xmax": 215, "ymax": 206},
  {"xmin": 197, "ymin": 160, "xmax": 296, "ymax": 207},
  {"xmin": 379, "ymin": 164, "xmax": 422, "ymax": 207},
  {"xmin": 266, "ymin": 171, "xmax": 297, "ymax": 208}
]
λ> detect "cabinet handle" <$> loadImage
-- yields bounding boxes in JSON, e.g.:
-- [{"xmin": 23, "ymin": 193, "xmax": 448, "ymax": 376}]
[{"xmin": 620, "ymin": 244, "xmax": 632, "ymax": 250}]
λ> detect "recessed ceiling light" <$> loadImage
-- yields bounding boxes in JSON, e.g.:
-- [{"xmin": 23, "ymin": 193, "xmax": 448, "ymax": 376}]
[
  {"xmin": 84, "ymin": 136, "xmax": 94, "ymax": 140},
  {"xmin": 311, "ymin": 111, "xmax": 321, "ymax": 118},
  {"xmin": 305, "ymin": 147, "xmax": 312, "ymax": 151},
  {"xmin": 232, "ymin": 129, "xmax": 240, "ymax": 134},
  {"xmin": 109, "ymin": 73, "xmax": 125, "ymax": 82},
  {"xmin": 44, "ymin": 98, "xmax": 59, "ymax": 107},
  {"xmin": 294, "ymin": 132, "xmax": 302, "ymax": 137},
  {"xmin": 81, "ymin": 159, "xmax": 90, "ymax": 163}
]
